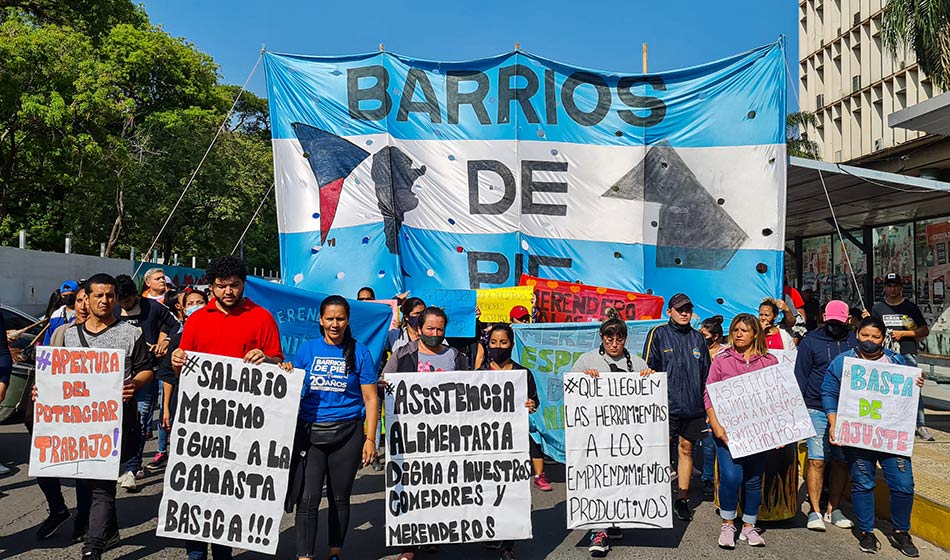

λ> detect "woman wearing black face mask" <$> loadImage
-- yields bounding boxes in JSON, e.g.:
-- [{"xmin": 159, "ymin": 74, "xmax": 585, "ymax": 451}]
[
  {"xmin": 823, "ymin": 316, "xmax": 925, "ymax": 557},
  {"xmin": 478, "ymin": 324, "xmax": 544, "ymax": 560},
  {"xmin": 386, "ymin": 297, "xmax": 425, "ymax": 354}
]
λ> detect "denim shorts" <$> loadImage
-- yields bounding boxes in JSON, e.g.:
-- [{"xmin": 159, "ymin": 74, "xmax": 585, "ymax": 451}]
[{"xmin": 807, "ymin": 408, "xmax": 845, "ymax": 462}]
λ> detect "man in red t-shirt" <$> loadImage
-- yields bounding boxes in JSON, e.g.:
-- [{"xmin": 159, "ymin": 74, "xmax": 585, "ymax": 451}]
[{"xmin": 170, "ymin": 255, "xmax": 284, "ymax": 560}]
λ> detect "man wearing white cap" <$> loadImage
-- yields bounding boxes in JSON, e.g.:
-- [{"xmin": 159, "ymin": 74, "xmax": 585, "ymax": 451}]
[{"xmin": 142, "ymin": 267, "xmax": 168, "ymax": 304}]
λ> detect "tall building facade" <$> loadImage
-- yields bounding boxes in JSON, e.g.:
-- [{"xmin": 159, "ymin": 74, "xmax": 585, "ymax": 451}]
[{"xmin": 798, "ymin": 0, "xmax": 943, "ymax": 163}]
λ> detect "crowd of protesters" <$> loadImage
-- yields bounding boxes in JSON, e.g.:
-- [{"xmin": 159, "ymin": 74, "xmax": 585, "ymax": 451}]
[{"xmin": 0, "ymin": 259, "xmax": 934, "ymax": 559}]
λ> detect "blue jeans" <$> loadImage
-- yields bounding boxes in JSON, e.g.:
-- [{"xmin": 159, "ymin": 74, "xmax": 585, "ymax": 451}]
[
  {"xmin": 121, "ymin": 378, "xmax": 157, "ymax": 474},
  {"xmin": 845, "ymin": 447, "xmax": 914, "ymax": 533},
  {"xmin": 185, "ymin": 541, "xmax": 232, "ymax": 560},
  {"xmin": 701, "ymin": 430, "xmax": 715, "ymax": 482},
  {"xmin": 715, "ymin": 437, "xmax": 766, "ymax": 524},
  {"xmin": 157, "ymin": 381, "xmax": 171, "ymax": 454}
]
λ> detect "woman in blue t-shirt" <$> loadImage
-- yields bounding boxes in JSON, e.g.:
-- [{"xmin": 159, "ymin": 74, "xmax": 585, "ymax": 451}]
[{"xmin": 286, "ymin": 295, "xmax": 379, "ymax": 560}]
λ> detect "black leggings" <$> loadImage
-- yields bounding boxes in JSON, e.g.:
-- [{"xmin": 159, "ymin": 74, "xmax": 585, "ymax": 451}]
[{"xmin": 295, "ymin": 421, "xmax": 365, "ymax": 557}]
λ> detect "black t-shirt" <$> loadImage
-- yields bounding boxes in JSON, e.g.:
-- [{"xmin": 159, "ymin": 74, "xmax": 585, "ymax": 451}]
[{"xmin": 871, "ymin": 299, "xmax": 928, "ymax": 355}]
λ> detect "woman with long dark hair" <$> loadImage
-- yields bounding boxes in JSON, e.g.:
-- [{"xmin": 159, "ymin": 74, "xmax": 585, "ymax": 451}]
[
  {"xmin": 286, "ymin": 295, "xmax": 380, "ymax": 560},
  {"xmin": 386, "ymin": 297, "xmax": 426, "ymax": 354},
  {"xmin": 698, "ymin": 315, "xmax": 725, "ymax": 498},
  {"xmin": 705, "ymin": 313, "xmax": 778, "ymax": 549}
]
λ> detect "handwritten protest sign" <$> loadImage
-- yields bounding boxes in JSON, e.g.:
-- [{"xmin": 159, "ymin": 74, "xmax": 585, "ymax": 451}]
[
  {"xmin": 563, "ymin": 372, "xmax": 672, "ymax": 529},
  {"xmin": 384, "ymin": 370, "xmax": 531, "ymax": 546},
  {"xmin": 512, "ymin": 320, "xmax": 664, "ymax": 462},
  {"xmin": 706, "ymin": 363, "xmax": 815, "ymax": 459},
  {"xmin": 29, "ymin": 346, "xmax": 124, "ymax": 479},
  {"xmin": 411, "ymin": 288, "xmax": 477, "ymax": 337},
  {"xmin": 834, "ymin": 357, "xmax": 921, "ymax": 457},
  {"xmin": 520, "ymin": 275, "xmax": 665, "ymax": 323},
  {"xmin": 156, "ymin": 352, "xmax": 304, "ymax": 554},
  {"xmin": 476, "ymin": 286, "xmax": 534, "ymax": 323}
]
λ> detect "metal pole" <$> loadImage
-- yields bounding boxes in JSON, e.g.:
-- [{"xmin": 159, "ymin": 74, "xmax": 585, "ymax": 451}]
[
  {"xmin": 100, "ymin": 242, "xmax": 106, "ymax": 257},
  {"xmin": 65, "ymin": 234, "xmax": 72, "ymax": 254},
  {"xmin": 18, "ymin": 230, "xmax": 25, "ymax": 249},
  {"xmin": 192, "ymin": 256, "xmax": 196, "ymax": 268}
]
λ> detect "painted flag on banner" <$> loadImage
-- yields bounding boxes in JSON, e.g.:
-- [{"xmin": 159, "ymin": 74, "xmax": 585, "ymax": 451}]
[
  {"xmin": 156, "ymin": 352, "xmax": 305, "ymax": 554},
  {"xmin": 384, "ymin": 369, "xmax": 532, "ymax": 546},
  {"xmin": 834, "ymin": 357, "xmax": 920, "ymax": 457},
  {"xmin": 29, "ymin": 346, "xmax": 125, "ymax": 480},
  {"xmin": 563, "ymin": 371, "xmax": 672, "ymax": 529},
  {"xmin": 264, "ymin": 43, "xmax": 787, "ymax": 320}
]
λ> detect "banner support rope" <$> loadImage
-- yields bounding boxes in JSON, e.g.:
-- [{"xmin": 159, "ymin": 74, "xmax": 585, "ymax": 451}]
[
  {"xmin": 133, "ymin": 50, "xmax": 264, "ymax": 277},
  {"xmin": 231, "ymin": 182, "xmax": 275, "ymax": 257}
]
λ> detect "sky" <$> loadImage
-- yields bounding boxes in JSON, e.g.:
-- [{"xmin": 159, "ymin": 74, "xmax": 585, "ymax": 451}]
[{"xmin": 140, "ymin": 0, "xmax": 800, "ymax": 109}]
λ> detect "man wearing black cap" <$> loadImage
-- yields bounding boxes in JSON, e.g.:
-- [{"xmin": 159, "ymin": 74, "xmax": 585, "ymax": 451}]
[
  {"xmin": 870, "ymin": 272, "xmax": 933, "ymax": 441},
  {"xmin": 642, "ymin": 293, "xmax": 711, "ymax": 521}
]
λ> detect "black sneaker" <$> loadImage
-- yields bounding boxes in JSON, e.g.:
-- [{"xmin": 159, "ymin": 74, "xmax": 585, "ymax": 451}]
[
  {"xmin": 36, "ymin": 509, "xmax": 70, "ymax": 540},
  {"xmin": 703, "ymin": 480, "xmax": 715, "ymax": 499},
  {"xmin": 605, "ymin": 526, "xmax": 623, "ymax": 540},
  {"xmin": 103, "ymin": 530, "xmax": 120, "ymax": 551},
  {"xmin": 588, "ymin": 531, "xmax": 610, "ymax": 557},
  {"xmin": 72, "ymin": 519, "xmax": 88, "ymax": 544},
  {"xmin": 893, "ymin": 531, "xmax": 919, "ymax": 557},
  {"xmin": 859, "ymin": 531, "xmax": 880, "ymax": 554},
  {"xmin": 674, "ymin": 498, "xmax": 693, "ymax": 521},
  {"xmin": 81, "ymin": 552, "xmax": 102, "ymax": 560},
  {"xmin": 500, "ymin": 548, "xmax": 515, "ymax": 560}
]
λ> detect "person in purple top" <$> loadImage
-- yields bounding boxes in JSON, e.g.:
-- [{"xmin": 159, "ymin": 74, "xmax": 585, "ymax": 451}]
[{"xmin": 704, "ymin": 313, "xmax": 778, "ymax": 550}]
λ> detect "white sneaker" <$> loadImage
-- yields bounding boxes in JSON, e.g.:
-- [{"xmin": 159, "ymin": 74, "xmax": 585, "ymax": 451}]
[
  {"xmin": 117, "ymin": 471, "xmax": 137, "ymax": 491},
  {"xmin": 806, "ymin": 512, "xmax": 826, "ymax": 531},
  {"xmin": 916, "ymin": 427, "xmax": 936, "ymax": 442},
  {"xmin": 825, "ymin": 509, "xmax": 853, "ymax": 528}
]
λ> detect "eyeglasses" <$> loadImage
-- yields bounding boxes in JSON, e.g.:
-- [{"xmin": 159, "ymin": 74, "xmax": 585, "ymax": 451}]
[{"xmin": 603, "ymin": 336, "xmax": 626, "ymax": 344}]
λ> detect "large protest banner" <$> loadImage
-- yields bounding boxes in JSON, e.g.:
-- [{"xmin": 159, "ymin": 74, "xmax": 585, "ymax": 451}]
[
  {"xmin": 520, "ymin": 275, "xmax": 665, "ymax": 322},
  {"xmin": 411, "ymin": 288, "xmax": 477, "ymax": 337},
  {"xmin": 563, "ymin": 371, "xmax": 671, "ymax": 529},
  {"xmin": 29, "ymin": 346, "xmax": 124, "ymax": 479},
  {"xmin": 512, "ymin": 319, "xmax": 664, "ymax": 462},
  {"xmin": 706, "ymin": 363, "xmax": 815, "ymax": 459},
  {"xmin": 476, "ymin": 285, "xmax": 534, "ymax": 323},
  {"xmin": 244, "ymin": 276, "xmax": 392, "ymax": 366},
  {"xmin": 156, "ymin": 352, "xmax": 305, "ymax": 554},
  {"xmin": 264, "ymin": 43, "xmax": 787, "ymax": 321},
  {"xmin": 384, "ymin": 370, "xmax": 531, "ymax": 546},
  {"xmin": 834, "ymin": 357, "xmax": 921, "ymax": 457}
]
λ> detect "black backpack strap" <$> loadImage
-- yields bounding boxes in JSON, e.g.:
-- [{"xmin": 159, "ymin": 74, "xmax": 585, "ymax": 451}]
[{"xmin": 75, "ymin": 325, "xmax": 90, "ymax": 348}]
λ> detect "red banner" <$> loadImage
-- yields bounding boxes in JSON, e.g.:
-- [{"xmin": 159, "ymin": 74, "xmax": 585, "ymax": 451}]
[{"xmin": 519, "ymin": 275, "xmax": 665, "ymax": 322}]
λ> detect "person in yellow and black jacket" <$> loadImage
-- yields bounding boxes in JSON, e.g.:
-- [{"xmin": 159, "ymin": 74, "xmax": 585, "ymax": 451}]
[{"xmin": 642, "ymin": 293, "xmax": 711, "ymax": 523}]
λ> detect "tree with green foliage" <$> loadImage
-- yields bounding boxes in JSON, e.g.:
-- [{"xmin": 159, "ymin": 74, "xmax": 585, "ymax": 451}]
[
  {"xmin": 883, "ymin": 0, "xmax": 950, "ymax": 90},
  {"xmin": 787, "ymin": 111, "xmax": 820, "ymax": 159},
  {"xmin": 0, "ymin": 3, "xmax": 278, "ymax": 272}
]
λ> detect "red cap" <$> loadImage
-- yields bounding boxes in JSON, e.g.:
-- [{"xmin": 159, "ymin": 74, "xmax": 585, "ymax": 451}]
[
  {"xmin": 824, "ymin": 300, "xmax": 849, "ymax": 323},
  {"xmin": 509, "ymin": 305, "xmax": 530, "ymax": 321}
]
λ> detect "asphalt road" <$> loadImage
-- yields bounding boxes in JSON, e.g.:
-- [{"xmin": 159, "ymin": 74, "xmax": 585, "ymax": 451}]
[{"xmin": 0, "ymin": 421, "xmax": 946, "ymax": 560}]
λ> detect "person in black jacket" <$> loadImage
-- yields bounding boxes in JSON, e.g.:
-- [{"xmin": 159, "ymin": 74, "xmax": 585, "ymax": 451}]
[
  {"xmin": 381, "ymin": 307, "xmax": 468, "ymax": 560},
  {"xmin": 114, "ymin": 274, "xmax": 181, "ymax": 491},
  {"xmin": 793, "ymin": 300, "xmax": 857, "ymax": 531},
  {"xmin": 642, "ymin": 293, "xmax": 711, "ymax": 522}
]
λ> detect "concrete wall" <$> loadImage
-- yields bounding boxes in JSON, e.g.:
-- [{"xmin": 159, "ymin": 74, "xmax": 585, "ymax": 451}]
[{"xmin": 0, "ymin": 246, "xmax": 132, "ymax": 317}]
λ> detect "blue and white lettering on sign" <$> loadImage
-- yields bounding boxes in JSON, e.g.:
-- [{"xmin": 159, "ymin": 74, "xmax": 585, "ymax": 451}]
[
  {"xmin": 410, "ymin": 288, "xmax": 477, "ymax": 338},
  {"xmin": 243, "ymin": 276, "xmax": 392, "ymax": 368},
  {"xmin": 264, "ymin": 43, "xmax": 787, "ymax": 319},
  {"xmin": 512, "ymin": 319, "xmax": 665, "ymax": 462}
]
